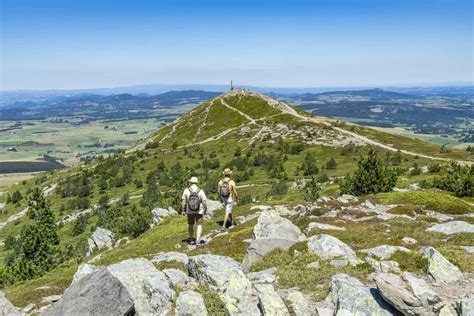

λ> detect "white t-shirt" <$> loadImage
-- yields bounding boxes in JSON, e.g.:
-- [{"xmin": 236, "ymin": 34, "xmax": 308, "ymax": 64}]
[{"xmin": 182, "ymin": 184, "xmax": 207, "ymax": 214}]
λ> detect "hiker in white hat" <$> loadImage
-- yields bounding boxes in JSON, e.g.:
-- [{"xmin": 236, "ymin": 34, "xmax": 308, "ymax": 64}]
[
  {"xmin": 218, "ymin": 168, "xmax": 239, "ymax": 230},
  {"xmin": 181, "ymin": 176, "xmax": 208, "ymax": 245}
]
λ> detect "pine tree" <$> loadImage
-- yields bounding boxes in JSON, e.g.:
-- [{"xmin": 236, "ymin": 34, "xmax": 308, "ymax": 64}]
[
  {"xmin": 301, "ymin": 153, "xmax": 319, "ymax": 176},
  {"xmin": 326, "ymin": 157, "xmax": 337, "ymax": 170},
  {"xmin": 341, "ymin": 148, "xmax": 397, "ymax": 196},
  {"xmin": 305, "ymin": 176, "xmax": 320, "ymax": 201}
]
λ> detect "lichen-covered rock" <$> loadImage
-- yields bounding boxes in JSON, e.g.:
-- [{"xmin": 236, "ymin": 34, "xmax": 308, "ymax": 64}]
[
  {"xmin": 244, "ymin": 210, "xmax": 305, "ymax": 265},
  {"xmin": 87, "ymin": 227, "xmax": 115, "ymax": 255},
  {"xmin": 255, "ymin": 284, "xmax": 289, "ymax": 316},
  {"xmin": 107, "ymin": 258, "xmax": 175, "ymax": 315},
  {"xmin": 373, "ymin": 272, "xmax": 440, "ymax": 315},
  {"xmin": 438, "ymin": 304, "xmax": 458, "ymax": 316},
  {"xmin": 402, "ymin": 237, "xmax": 418, "ymax": 245},
  {"xmin": 247, "ymin": 267, "xmax": 278, "ymax": 284},
  {"xmin": 458, "ymin": 298, "xmax": 474, "ymax": 316},
  {"xmin": 188, "ymin": 254, "xmax": 260, "ymax": 315},
  {"xmin": 163, "ymin": 268, "xmax": 195, "ymax": 290},
  {"xmin": 307, "ymin": 234, "xmax": 361, "ymax": 266},
  {"xmin": 175, "ymin": 291, "xmax": 208, "ymax": 316},
  {"xmin": 0, "ymin": 291, "xmax": 22, "ymax": 316},
  {"xmin": 72, "ymin": 263, "xmax": 98, "ymax": 284},
  {"xmin": 279, "ymin": 289, "xmax": 315, "ymax": 316},
  {"xmin": 361, "ymin": 245, "xmax": 410, "ymax": 260},
  {"xmin": 422, "ymin": 247, "xmax": 462, "ymax": 283},
  {"xmin": 365, "ymin": 257, "xmax": 401, "ymax": 273},
  {"xmin": 307, "ymin": 222, "xmax": 346, "ymax": 232},
  {"xmin": 426, "ymin": 221, "xmax": 474, "ymax": 235},
  {"xmin": 43, "ymin": 267, "xmax": 134, "ymax": 316},
  {"xmin": 151, "ymin": 207, "xmax": 177, "ymax": 225},
  {"xmin": 330, "ymin": 274, "xmax": 394, "ymax": 315},
  {"xmin": 152, "ymin": 251, "xmax": 189, "ymax": 265}
]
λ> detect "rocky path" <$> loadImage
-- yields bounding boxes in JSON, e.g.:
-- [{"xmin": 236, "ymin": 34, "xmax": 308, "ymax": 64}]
[
  {"xmin": 220, "ymin": 97, "xmax": 258, "ymax": 126},
  {"xmin": 0, "ymin": 207, "xmax": 28, "ymax": 230}
]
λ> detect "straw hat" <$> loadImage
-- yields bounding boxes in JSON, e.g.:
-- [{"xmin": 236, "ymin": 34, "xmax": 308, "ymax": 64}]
[
  {"xmin": 223, "ymin": 168, "xmax": 233, "ymax": 175},
  {"xmin": 189, "ymin": 176, "xmax": 199, "ymax": 184}
]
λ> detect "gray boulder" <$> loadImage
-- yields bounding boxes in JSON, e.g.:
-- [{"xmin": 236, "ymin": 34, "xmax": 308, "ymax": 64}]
[
  {"xmin": 422, "ymin": 247, "xmax": 462, "ymax": 283},
  {"xmin": 107, "ymin": 258, "xmax": 175, "ymax": 315},
  {"xmin": 307, "ymin": 234, "xmax": 361, "ymax": 266},
  {"xmin": 365, "ymin": 257, "xmax": 401, "ymax": 273},
  {"xmin": 439, "ymin": 304, "xmax": 458, "ymax": 316},
  {"xmin": 205, "ymin": 199, "xmax": 223, "ymax": 219},
  {"xmin": 87, "ymin": 227, "xmax": 115, "ymax": 255},
  {"xmin": 244, "ymin": 210, "xmax": 305, "ymax": 265},
  {"xmin": 0, "ymin": 291, "xmax": 21, "ymax": 316},
  {"xmin": 402, "ymin": 237, "xmax": 418, "ymax": 245},
  {"xmin": 247, "ymin": 267, "xmax": 278, "ymax": 284},
  {"xmin": 330, "ymin": 274, "xmax": 395, "ymax": 316},
  {"xmin": 163, "ymin": 268, "xmax": 195, "ymax": 290},
  {"xmin": 373, "ymin": 272, "xmax": 440, "ymax": 315},
  {"xmin": 426, "ymin": 221, "xmax": 474, "ymax": 235},
  {"xmin": 337, "ymin": 194, "xmax": 358, "ymax": 203},
  {"xmin": 152, "ymin": 251, "xmax": 189, "ymax": 265},
  {"xmin": 72, "ymin": 263, "xmax": 98, "ymax": 284},
  {"xmin": 307, "ymin": 222, "xmax": 346, "ymax": 232},
  {"xmin": 175, "ymin": 291, "xmax": 208, "ymax": 316},
  {"xmin": 361, "ymin": 245, "xmax": 410, "ymax": 260},
  {"xmin": 458, "ymin": 298, "xmax": 474, "ymax": 316},
  {"xmin": 280, "ymin": 289, "xmax": 315, "ymax": 316},
  {"xmin": 43, "ymin": 267, "xmax": 134, "ymax": 316},
  {"xmin": 151, "ymin": 207, "xmax": 177, "ymax": 225},
  {"xmin": 188, "ymin": 254, "xmax": 260, "ymax": 315},
  {"xmin": 254, "ymin": 284, "xmax": 289, "ymax": 316}
]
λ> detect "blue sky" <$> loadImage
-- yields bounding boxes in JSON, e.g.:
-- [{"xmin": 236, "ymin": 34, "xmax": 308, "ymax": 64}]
[{"xmin": 0, "ymin": 0, "xmax": 472, "ymax": 90}]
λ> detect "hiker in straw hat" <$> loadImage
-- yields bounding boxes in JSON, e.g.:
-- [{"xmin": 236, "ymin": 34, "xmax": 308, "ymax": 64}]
[
  {"xmin": 218, "ymin": 168, "xmax": 239, "ymax": 230},
  {"xmin": 181, "ymin": 176, "xmax": 208, "ymax": 245}
]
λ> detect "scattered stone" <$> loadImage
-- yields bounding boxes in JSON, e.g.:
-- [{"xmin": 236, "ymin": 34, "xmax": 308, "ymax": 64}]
[
  {"xmin": 426, "ymin": 221, "xmax": 474, "ymax": 235},
  {"xmin": 438, "ymin": 304, "xmax": 458, "ymax": 316},
  {"xmin": 43, "ymin": 267, "xmax": 134, "ymax": 316},
  {"xmin": 402, "ymin": 237, "xmax": 418, "ymax": 245},
  {"xmin": 337, "ymin": 194, "xmax": 358, "ymax": 203},
  {"xmin": 307, "ymin": 234, "xmax": 361, "ymax": 266},
  {"xmin": 247, "ymin": 267, "xmax": 278, "ymax": 284},
  {"xmin": 321, "ymin": 210, "xmax": 339, "ymax": 218},
  {"xmin": 152, "ymin": 251, "xmax": 189, "ymax": 265},
  {"xmin": 108, "ymin": 258, "xmax": 175, "ymax": 315},
  {"xmin": 422, "ymin": 247, "xmax": 462, "ymax": 283},
  {"xmin": 317, "ymin": 196, "xmax": 332, "ymax": 203},
  {"xmin": 365, "ymin": 257, "xmax": 401, "ymax": 273},
  {"xmin": 22, "ymin": 303, "xmax": 36, "ymax": 314},
  {"xmin": 255, "ymin": 284, "xmax": 289, "ymax": 315},
  {"xmin": 461, "ymin": 246, "xmax": 474, "ymax": 254},
  {"xmin": 361, "ymin": 245, "xmax": 410, "ymax": 260},
  {"xmin": 306, "ymin": 261, "xmax": 320, "ymax": 269},
  {"xmin": 41, "ymin": 295, "xmax": 62, "ymax": 304},
  {"xmin": 330, "ymin": 259, "xmax": 349, "ymax": 267},
  {"xmin": 373, "ymin": 272, "xmax": 441, "ymax": 315},
  {"xmin": 279, "ymin": 289, "xmax": 315, "ymax": 316},
  {"xmin": 72, "ymin": 263, "xmax": 98, "ymax": 284},
  {"xmin": 424, "ymin": 210, "xmax": 453, "ymax": 222},
  {"xmin": 244, "ymin": 238, "xmax": 295, "ymax": 266},
  {"xmin": 188, "ymin": 254, "xmax": 260, "ymax": 315},
  {"xmin": 307, "ymin": 222, "xmax": 345, "ymax": 232},
  {"xmin": 151, "ymin": 207, "xmax": 177, "ymax": 225},
  {"xmin": 87, "ymin": 227, "xmax": 115, "ymax": 255},
  {"xmin": 175, "ymin": 290, "xmax": 208, "ymax": 316},
  {"xmin": 330, "ymin": 274, "xmax": 394, "ymax": 315},
  {"xmin": 0, "ymin": 291, "xmax": 21, "ymax": 316},
  {"xmin": 458, "ymin": 298, "xmax": 474, "ymax": 316}
]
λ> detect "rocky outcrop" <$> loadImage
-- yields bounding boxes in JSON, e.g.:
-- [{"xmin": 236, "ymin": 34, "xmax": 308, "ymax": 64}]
[
  {"xmin": 0, "ymin": 291, "xmax": 22, "ymax": 316},
  {"xmin": 151, "ymin": 207, "xmax": 178, "ymax": 225},
  {"xmin": 361, "ymin": 245, "xmax": 410, "ymax": 260},
  {"xmin": 204, "ymin": 199, "xmax": 224, "ymax": 219},
  {"xmin": 43, "ymin": 267, "xmax": 134, "ymax": 316},
  {"xmin": 373, "ymin": 272, "xmax": 441, "ymax": 315},
  {"xmin": 278, "ymin": 289, "xmax": 315, "ymax": 316},
  {"xmin": 244, "ymin": 210, "xmax": 305, "ymax": 265},
  {"xmin": 152, "ymin": 251, "xmax": 189, "ymax": 265},
  {"xmin": 188, "ymin": 254, "xmax": 260, "ymax": 315},
  {"xmin": 107, "ymin": 258, "xmax": 175, "ymax": 315},
  {"xmin": 87, "ymin": 227, "xmax": 115, "ymax": 256},
  {"xmin": 254, "ymin": 284, "xmax": 289, "ymax": 316},
  {"xmin": 175, "ymin": 291, "xmax": 208, "ymax": 316},
  {"xmin": 307, "ymin": 234, "xmax": 361, "ymax": 266},
  {"xmin": 247, "ymin": 267, "xmax": 278, "ymax": 284},
  {"xmin": 307, "ymin": 222, "xmax": 346, "ymax": 232},
  {"xmin": 458, "ymin": 298, "xmax": 474, "ymax": 316},
  {"xmin": 163, "ymin": 268, "xmax": 196, "ymax": 290},
  {"xmin": 330, "ymin": 274, "xmax": 395, "ymax": 315},
  {"xmin": 422, "ymin": 247, "xmax": 462, "ymax": 283},
  {"xmin": 426, "ymin": 221, "xmax": 474, "ymax": 235}
]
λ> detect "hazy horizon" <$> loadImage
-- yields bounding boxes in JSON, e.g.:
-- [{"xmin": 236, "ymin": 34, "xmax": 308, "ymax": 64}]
[{"xmin": 1, "ymin": 0, "xmax": 473, "ymax": 90}]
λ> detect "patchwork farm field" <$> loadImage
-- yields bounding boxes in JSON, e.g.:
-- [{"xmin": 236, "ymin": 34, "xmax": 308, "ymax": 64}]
[{"xmin": 0, "ymin": 118, "xmax": 166, "ymax": 167}]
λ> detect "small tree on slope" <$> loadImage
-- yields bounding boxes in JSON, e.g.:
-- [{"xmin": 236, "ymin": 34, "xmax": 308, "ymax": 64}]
[{"xmin": 340, "ymin": 148, "xmax": 397, "ymax": 196}]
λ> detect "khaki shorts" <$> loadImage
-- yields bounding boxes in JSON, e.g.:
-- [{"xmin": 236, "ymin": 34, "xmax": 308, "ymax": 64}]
[{"xmin": 187, "ymin": 213, "xmax": 203, "ymax": 225}]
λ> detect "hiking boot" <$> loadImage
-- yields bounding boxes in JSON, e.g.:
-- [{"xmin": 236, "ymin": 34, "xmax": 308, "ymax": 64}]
[
  {"xmin": 221, "ymin": 226, "xmax": 227, "ymax": 232},
  {"xmin": 186, "ymin": 237, "xmax": 195, "ymax": 245},
  {"xmin": 197, "ymin": 239, "xmax": 206, "ymax": 245}
]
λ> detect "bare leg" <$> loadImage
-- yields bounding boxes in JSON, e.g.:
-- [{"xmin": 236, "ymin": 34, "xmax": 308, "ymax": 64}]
[
  {"xmin": 196, "ymin": 224, "xmax": 202, "ymax": 242},
  {"xmin": 188, "ymin": 224, "xmax": 194, "ymax": 239},
  {"xmin": 223, "ymin": 212, "xmax": 229, "ymax": 228}
]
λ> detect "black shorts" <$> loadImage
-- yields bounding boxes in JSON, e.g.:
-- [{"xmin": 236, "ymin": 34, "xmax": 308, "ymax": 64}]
[{"xmin": 187, "ymin": 213, "xmax": 203, "ymax": 225}]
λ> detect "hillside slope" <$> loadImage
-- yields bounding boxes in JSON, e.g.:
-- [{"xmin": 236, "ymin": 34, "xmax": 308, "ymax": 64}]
[{"xmin": 0, "ymin": 89, "xmax": 472, "ymax": 315}]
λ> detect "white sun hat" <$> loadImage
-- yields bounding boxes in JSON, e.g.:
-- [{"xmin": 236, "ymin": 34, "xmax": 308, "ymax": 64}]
[{"xmin": 189, "ymin": 177, "xmax": 199, "ymax": 184}]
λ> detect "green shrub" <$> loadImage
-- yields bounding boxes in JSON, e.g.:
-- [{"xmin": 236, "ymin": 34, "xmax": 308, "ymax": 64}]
[
  {"xmin": 271, "ymin": 180, "xmax": 288, "ymax": 196},
  {"xmin": 433, "ymin": 162, "xmax": 473, "ymax": 197}
]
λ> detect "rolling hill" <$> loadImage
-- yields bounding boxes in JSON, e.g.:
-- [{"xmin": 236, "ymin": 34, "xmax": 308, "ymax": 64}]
[{"xmin": 0, "ymin": 89, "xmax": 472, "ymax": 315}]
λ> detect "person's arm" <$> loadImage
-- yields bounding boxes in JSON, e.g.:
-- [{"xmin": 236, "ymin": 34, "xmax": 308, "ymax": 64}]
[
  {"xmin": 231, "ymin": 182, "xmax": 239, "ymax": 202},
  {"xmin": 181, "ymin": 191, "xmax": 187, "ymax": 216},
  {"xmin": 201, "ymin": 191, "xmax": 208, "ymax": 214}
]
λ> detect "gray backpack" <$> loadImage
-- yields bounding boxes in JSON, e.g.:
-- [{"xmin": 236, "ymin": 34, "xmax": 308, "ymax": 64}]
[
  {"xmin": 219, "ymin": 180, "xmax": 230, "ymax": 198},
  {"xmin": 187, "ymin": 188, "xmax": 201, "ymax": 214}
]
